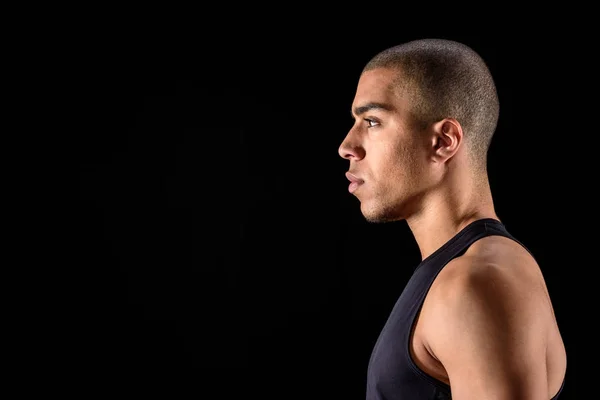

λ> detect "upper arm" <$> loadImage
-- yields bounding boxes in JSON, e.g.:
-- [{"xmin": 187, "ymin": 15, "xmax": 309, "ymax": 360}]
[{"xmin": 425, "ymin": 260, "xmax": 550, "ymax": 400}]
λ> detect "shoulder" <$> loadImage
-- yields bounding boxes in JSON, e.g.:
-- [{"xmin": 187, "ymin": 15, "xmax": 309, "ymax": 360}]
[
  {"xmin": 423, "ymin": 235, "xmax": 550, "ymax": 330},
  {"xmin": 429, "ymin": 235, "xmax": 547, "ymax": 306},
  {"xmin": 420, "ymin": 234, "xmax": 552, "ymax": 365},
  {"xmin": 416, "ymin": 235, "xmax": 562, "ymax": 397}
]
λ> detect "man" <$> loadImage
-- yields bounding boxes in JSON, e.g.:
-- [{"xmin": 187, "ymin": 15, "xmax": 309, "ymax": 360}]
[{"xmin": 338, "ymin": 38, "xmax": 567, "ymax": 399}]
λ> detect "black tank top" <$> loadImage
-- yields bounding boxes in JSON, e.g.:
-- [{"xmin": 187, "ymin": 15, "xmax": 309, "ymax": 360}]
[{"xmin": 365, "ymin": 218, "xmax": 565, "ymax": 400}]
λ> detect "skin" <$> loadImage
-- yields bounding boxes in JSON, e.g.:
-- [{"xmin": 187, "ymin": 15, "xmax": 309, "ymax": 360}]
[{"xmin": 338, "ymin": 67, "xmax": 567, "ymax": 399}]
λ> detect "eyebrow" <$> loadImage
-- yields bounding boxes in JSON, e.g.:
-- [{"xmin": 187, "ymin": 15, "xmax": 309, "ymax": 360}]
[{"xmin": 351, "ymin": 102, "xmax": 393, "ymax": 118}]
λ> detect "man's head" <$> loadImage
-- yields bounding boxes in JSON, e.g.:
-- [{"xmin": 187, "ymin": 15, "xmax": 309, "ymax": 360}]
[{"xmin": 338, "ymin": 38, "xmax": 499, "ymax": 223}]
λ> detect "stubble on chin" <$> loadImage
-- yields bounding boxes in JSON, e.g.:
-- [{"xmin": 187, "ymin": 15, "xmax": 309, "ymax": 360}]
[{"xmin": 361, "ymin": 199, "xmax": 402, "ymax": 224}]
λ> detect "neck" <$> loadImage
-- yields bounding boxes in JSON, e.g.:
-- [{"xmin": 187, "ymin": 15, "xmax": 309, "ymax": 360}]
[{"xmin": 405, "ymin": 173, "xmax": 498, "ymax": 261}]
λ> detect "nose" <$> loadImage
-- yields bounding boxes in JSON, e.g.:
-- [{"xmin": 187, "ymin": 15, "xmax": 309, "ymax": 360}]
[{"xmin": 338, "ymin": 130, "xmax": 365, "ymax": 160}]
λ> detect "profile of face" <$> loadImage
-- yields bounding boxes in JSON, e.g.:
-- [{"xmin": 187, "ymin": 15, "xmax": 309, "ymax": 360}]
[{"xmin": 338, "ymin": 68, "xmax": 438, "ymax": 223}]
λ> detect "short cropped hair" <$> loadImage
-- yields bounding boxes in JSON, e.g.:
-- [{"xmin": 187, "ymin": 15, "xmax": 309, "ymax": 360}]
[{"xmin": 363, "ymin": 38, "xmax": 500, "ymax": 171}]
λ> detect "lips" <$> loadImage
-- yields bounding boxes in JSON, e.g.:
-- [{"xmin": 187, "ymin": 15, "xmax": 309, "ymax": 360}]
[{"xmin": 345, "ymin": 172, "xmax": 364, "ymax": 194}]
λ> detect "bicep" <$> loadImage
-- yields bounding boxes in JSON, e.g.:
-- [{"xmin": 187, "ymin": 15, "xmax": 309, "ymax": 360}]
[{"xmin": 427, "ymin": 266, "xmax": 549, "ymax": 400}]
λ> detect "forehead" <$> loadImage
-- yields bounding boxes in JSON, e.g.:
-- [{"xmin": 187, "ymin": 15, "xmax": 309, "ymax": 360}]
[{"xmin": 353, "ymin": 68, "xmax": 401, "ymax": 107}]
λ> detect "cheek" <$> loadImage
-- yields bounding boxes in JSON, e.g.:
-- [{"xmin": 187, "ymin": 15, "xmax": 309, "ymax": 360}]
[
  {"xmin": 377, "ymin": 147, "xmax": 427, "ymax": 195},
  {"xmin": 379, "ymin": 143, "xmax": 418, "ymax": 176}
]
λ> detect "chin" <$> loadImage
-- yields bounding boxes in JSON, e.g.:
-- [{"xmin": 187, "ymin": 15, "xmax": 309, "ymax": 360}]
[{"xmin": 361, "ymin": 201, "xmax": 402, "ymax": 223}]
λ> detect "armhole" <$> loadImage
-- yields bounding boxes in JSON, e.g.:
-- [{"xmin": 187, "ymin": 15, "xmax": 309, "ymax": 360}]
[{"xmin": 404, "ymin": 267, "xmax": 452, "ymax": 395}]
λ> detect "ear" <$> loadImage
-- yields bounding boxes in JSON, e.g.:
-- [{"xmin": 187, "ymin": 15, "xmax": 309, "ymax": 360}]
[{"xmin": 430, "ymin": 118, "xmax": 463, "ymax": 163}]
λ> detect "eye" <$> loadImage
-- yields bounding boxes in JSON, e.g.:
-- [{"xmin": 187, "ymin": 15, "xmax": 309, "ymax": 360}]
[{"xmin": 365, "ymin": 118, "xmax": 380, "ymax": 128}]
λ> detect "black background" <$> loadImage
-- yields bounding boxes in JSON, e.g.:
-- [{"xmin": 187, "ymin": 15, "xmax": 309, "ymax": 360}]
[{"xmin": 75, "ymin": 18, "xmax": 589, "ymax": 399}]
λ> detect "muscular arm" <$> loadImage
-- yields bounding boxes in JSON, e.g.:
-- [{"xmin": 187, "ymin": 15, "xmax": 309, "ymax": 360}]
[{"xmin": 425, "ymin": 258, "xmax": 551, "ymax": 400}]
